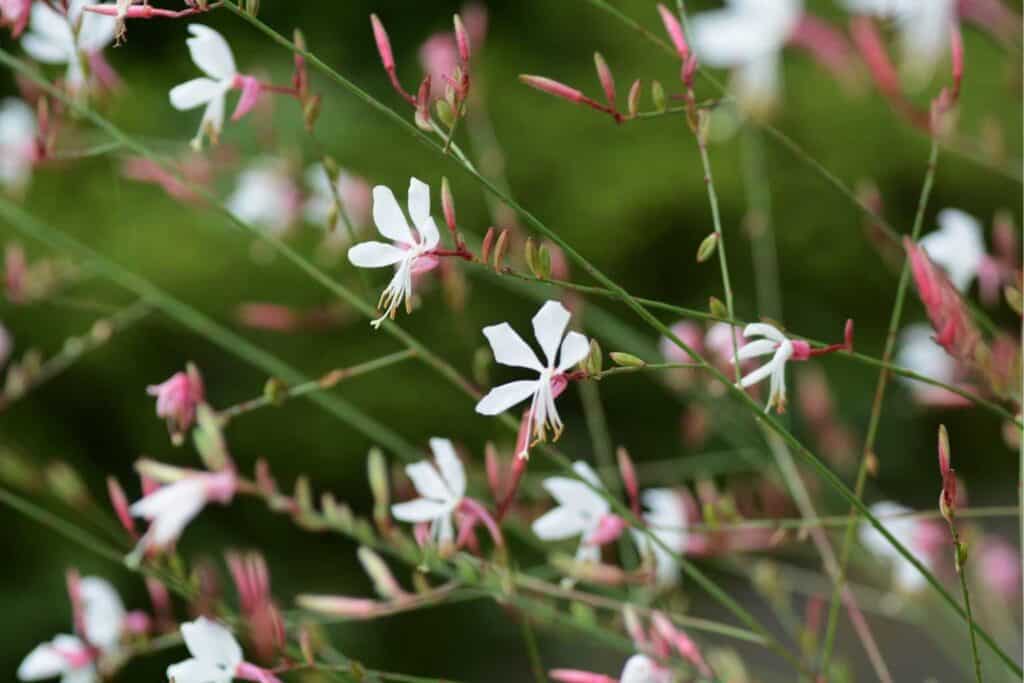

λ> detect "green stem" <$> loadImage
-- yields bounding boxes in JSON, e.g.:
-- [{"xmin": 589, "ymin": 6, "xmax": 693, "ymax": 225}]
[{"xmin": 948, "ymin": 520, "xmax": 985, "ymax": 682}]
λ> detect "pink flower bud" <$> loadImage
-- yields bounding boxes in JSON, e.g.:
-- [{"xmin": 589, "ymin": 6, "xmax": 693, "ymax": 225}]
[
  {"xmin": 0, "ymin": 0, "xmax": 32, "ymax": 37},
  {"xmin": 656, "ymin": 4, "xmax": 689, "ymax": 60},
  {"xmin": 549, "ymin": 671, "xmax": 617, "ymax": 683},
  {"xmin": 231, "ymin": 75, "xmax": 264, "ymax": 122},
  {"xmin": 235, "ymin": 661, "xmax": 283, "ymax": 683},
  {"xmin": 441, "ymin": 177, "xmax": 457, "ymax": 235},
  {"xmin": 146, "ymin": 364, "xmax": 205, "ymax": 444},
  {"xmin": 370, "ymin": 14, "xmax": 395, "ymax": 71},
  {"xmin": 906, "ymin": 237, "xmax": 982, "ymax": 364},
  {"xmin": 593, "ymin": 52, "xmax": 616, "ymax": 109},
  {"xmin": 586, "ymin": 514, "xmax": 627, "ymax": 546},
  {"xmin": 296, "ymin": 594, "xmax": 383, "ymax": 618},
  {"xmin": 617, "ymin": 447, "xmax": 640, "ymax": 516},
  {"xmin": 453, "ymin": 14, "xmax": 471, "ymax": 64},
  {"xmin": 850, "ymin": 17, "xmax": 900, "ymax": 99},
  {"xmin": 123, "ymin": 610, "xmax": 151, "ymax": 635},
  {"xmin": 66, "ymin": 569, "xmax": 86, "ymax": 639},
  {"xmin": 519, "ymin": 75, "xmax": 586, "ymax": 104},
  {"xmin": 107, "ymin": 476, "xmax": 137, "ymax": 538}
]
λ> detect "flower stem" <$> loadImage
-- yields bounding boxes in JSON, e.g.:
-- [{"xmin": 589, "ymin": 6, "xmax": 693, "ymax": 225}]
[{"xmin": 947, "ymin": 519, "xmax": 985, "ymax": 683}]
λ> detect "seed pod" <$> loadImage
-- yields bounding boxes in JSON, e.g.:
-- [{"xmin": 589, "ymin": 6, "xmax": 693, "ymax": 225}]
[{"xmin": 696, "ymin": 232, "xmax": 719, "ymax": 262}]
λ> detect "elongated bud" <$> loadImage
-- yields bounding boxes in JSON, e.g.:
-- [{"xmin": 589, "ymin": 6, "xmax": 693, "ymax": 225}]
[
  {"xmin": 584, "ymin": 339, "xmax": 603, "ymax": 377},
  {"xmin": 610, "ymin": 352, "xmax": 645, "ymax": 367},
  {"xmin": 938, "ymin": 424, "xmax": 951, "ymax": 476},
  {"xmin": 107, "ymin": 476, "xmax": 137, "ymax": 538},
  {"xmin": 303, "ymin": 94, "xmax": 322, "ymax": 132},
  {"xmin": 696, "ymin": 232, "xmax": 719, "ymax": 262},
  {"xmin": 484, "ymin": 442, "xmax": 502, "ymax": 501},
  {"xmin": 843, "ymin": 319, "xmax": 855, "ymax": 350},
  {"xmin": 367, "ymin": 447, "xmax": 389, "ymax": 527},
  {"xmin": 440, "ymin": 177, "xmax": 457, "ymax": 236},
  {"xmin": 593, "ymin": 52, "xmax": 616, "ymax": 109},
  {"xmin": 938, "ymin": 424, "xmax": 957, "ymax": 521},
  {"xmin": 370, "ymin": 14, "xmax": 395, "ymax": 71},
  {"xmin": 627, "ymin": 79, "xmax": 641, "ymax": 118},
  {"xmin": 193, "ymin": 402, "xmax": 230, "ymax": 472},
  {"xmin": 708, "ymin": 296, "xmax": 728, "ymax": 319},
  {"xmin": 492, "ymin": 228, "xmax": 510, "ymax": 272},
  {"xmin": 657, "ymin": 4, "xmax": 689, "ymax": 60},
  {"xmin": 480, "ymin": 226, "xmax": 496, "ymax": 263},
  {"xmin": 454, "ymin": 14, "xmax": 471, "ymax": 64},
  {"xmin": 536, "ymin": 244, "xmax": 552, "ymax": 280},
  {"xmin": 519, "ymin": 75, "xmax": 585, "ymax": 104},
  {"xmin": 524, "ymin": 237, "xmax": 538, "ymax": 275},
  {"xmin": 415, "ymin": 75, "xmax": 433, "ymax": 130},
  {"xmin": 357, "ymin": 546, "xmax": 407, "ymax": 600},
  {"xmin": 297, "ymin": 594, "xmax": 382, "ymax": 618},
  {"xmin": 1005, "ymin": 286, "xmax": 1022, "ymax": 315},
  {"xmin": 616, "ymin": 447, "xmax": 639, "ymax": 515},
  {"xmin": 135, "ymin": 458, "xmax": 189, "ymax": 484},
  {"xmin": 651, "ymin": 80, "xmax": 666, "ymax": 112},
  {"xmin": 46, "ymin": 462, "xmax": 89, "ymax": 508}
]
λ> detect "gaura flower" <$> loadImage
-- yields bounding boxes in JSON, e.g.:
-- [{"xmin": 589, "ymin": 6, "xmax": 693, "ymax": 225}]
[
  {"xmin": 391, "ymin": 438, "xmax": 466, "ymax": 546},
  {"xmin": 734, "ymin": 322, "xmax": 810, "ymax": 413},
  {"xmin": 77, "ymin": 576, "xmax": 126, "ymax": 654},
  {"xmin": 146, "ymin": 363, "xmax": 204, "ymax": 445},
  {"xmin": 347, "ymin": 177, "xmax": 442, "ymax": 328},
  {"xmin": 21, "ymin": 0, "xmax": 116, "ymax": 91},
  {"xmin": 550, "ymin": 654, "xmax": 669, "ymax": 683},
  {"xmin": 167, "ymin": 617, "xmax": 281, "ymax": 683},
  {"xmin": 170, "ymin": 25, "xmax": 260, "ymax": 148},
  {"xmin": 631, "ymin": 488, "xmax": 689, "ymax": 586},
  {"xmin": 475, "ymin": 300, "xmax": 590, "ymax": 449},
  {"xmin": 532, "ymin": 461, "xmax": 614, "ymax": 564},
  {"xmin": 919, "ymin": 208, "xmax": 987, "ymax": 293},
  {"xmin": 842, "ymin": 0, "xmax": 956, "ymax": 86},
  {"xmin": 690, "ymin": 0, "xmax": 803, "ymax": 114},
  {"xmin": 129, "ymin": 468, "xmax": 236, "ymax": 557},
  {"xmin": 896, "ymin": 324, "xmax": 967, "ymax": 406},
  {"xmin": 17, "ymin": 634, "xmax": 96, "ymax": 683},
  {"xmin": 858, "ymin": 501, "xmax": 943, "ymax": 593},
  {"xmin": 226, "ymin": 158, "xmax": 300, "ymax": 236},
  {"xmin": 0, "ymin": 97, "xmax": 36, "ymax": 194},
  {"xmin": 1, "ymin": 0, "xmax": 32, "ymax": 37}
]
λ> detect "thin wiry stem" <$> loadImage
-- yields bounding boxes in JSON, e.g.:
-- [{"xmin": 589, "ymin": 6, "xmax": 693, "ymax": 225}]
[
  {"xmin": 947, "ymin": 518, "xmax": 985, "ymax": 683},
  {"xmin": 819, "ymin": 138, "xmax": 940, "ymax": 672}
]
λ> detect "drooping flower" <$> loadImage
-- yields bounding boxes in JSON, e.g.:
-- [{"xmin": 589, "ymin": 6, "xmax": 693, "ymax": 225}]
[
  {"xmin": 631, "ymin": 488, "xmax": 689, "ymax": 586},
  {"xmin": 475, "ymin": 300, "xmax": 590, "ymax": 449},
  {"xmin": 896, "ymin": 324, "xmax": 969, "ymax": 406},
  {"xmin": 919, "ymin": 208, "xmax": 987, "ymax": 293},
  {"xmin": 129, "ymin": 468, "xmax": 236, "ymax": 557},
  {"xmin": 170, "ymin": 24, "xmax": 256, "ymax": 148},
  {"xmin": 17, "ymin": 634, "xmax": 96, "ymax": 683},
  {"xmin": 734, "ymin": 323, "xmax": 811, "ymax": 413},
  {"xmin": 690, "ymin": 0, "xmax": 803, "ymax": 113},
  {"xmin": 226, "ymin": 158, "xmax": 300, "ymax": 236},
  {"xmin": 532, "ymin": 461, "xmax": 614, "ymax": 564},
  {"xmin": 146, "ymin": 363, "xmax": 204, "ymax": 445},
  {"xmin": 347, "ymin": 178, "xmax": 442, "ymax": 328},
  {"xmin": 0, "ymin": 98, "xmax": 36, "ymax": 194},
  {"xmin": 858, "ymin": 501, "xmax": 943, "ymax": 593},
  {"xmin": 391, "ymin": 438, "xmax": 466, "ymax": 546},
  {"xmin": 167, "ymin": 617, "xmax": 281, "ymax": 683},
  {"xmin": 842, "ymin": 0, "xmax": 956, "ymax": 87},
  {"xmin": 21, "ymin": 0, "xmax": 117, "ymax": 91}
]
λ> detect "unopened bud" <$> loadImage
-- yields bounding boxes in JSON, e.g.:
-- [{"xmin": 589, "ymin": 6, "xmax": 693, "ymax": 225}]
[
  {"xmin": 609, "ymin": 352, "xmax": 645, "ymax": 367},
  {"xmin": 708, "ymin": 296, "xmax": 728, "ymax": 320},
  {"xmin": 370, "ymin": 14, "xmax": 395, "ymax": 71},
  {"xmin": 367, "ymin": 447, "xmax": 389, "ymax": 517},
  {"xmin": 1005, "ymin": 286, "xmax": 1022, "ymax": 316},
  {"xmin": 492, "ymin": 228, "xmax": 510, "ymax": 272},
  {"xmin": 357, "ymin": 546, "xmax": 406, "ymax": 600},
  {"xmin": 107, "ymin": 476, "xmax": 136, "ymax": 537},
  {"xmin": 440, "ymin": 177, "xmax": 456, "ymax": 235},
  {"xmin": 193, "ymin": 403, "xmax": 230, "ymax": 472},
  {"xmin": 593, "ymin": 52, "xmax": 616, "ymax": 108},
  {"xmin": 480, "ymin": 226, "xmax": 496, "ymax": 264},
  {"xmin": 656, "ymin": 3, "xmax": 689, "ymax": 60},
  {"xmin": 453, "ymin": 14, "xmax": 471, "ymax": 64},
  {"xmin": 519, "ymin": 75, "xmax": 585, "ymax": 104},
  {"xmin": 536, "ymin": 244, "xmax": 552, "ymax": 280},
  {"xmin": 584, "ymin": 339, "xmax": 603, "ymax": 377},
  {"xmin": 303, "ymin": 94, "xmax": 322, "ymax": 132},
  {"xmin": 696, "ymin": 232, "xmax": 719, "ymax": 262},
  {"xmin": 627, "ymin": 79, "xmax": 641, "ymax": 118},
  {"xmin": 651, "ymin": 80, "xmax": 666, "ymax": 112},
  {"xmin": 46, "ymin": 462, "xmax": 89, "ymax": 507},
  {"xmin": 616, "ymin": 446, "xmax": 639, "ymax": 511},
  {"xmin": 435, "ymin": 99, "xmax": 456, "ymax": 128}
]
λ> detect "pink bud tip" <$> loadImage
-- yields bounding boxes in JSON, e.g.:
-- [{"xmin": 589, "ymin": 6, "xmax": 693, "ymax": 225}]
[
  {"xmin": 616, "ymin": 448, "xmax": 639, "ymax": 514},
  {"xmin": 549, "ymin": 670, "xmax": 617, "ymax": 683},
  {"xmin": 107, "ymin": 476, "xmax": 137, "ymax": 537},
  {"xmin": 937, "ymin": 425, "xmax": 951, "ymax": 476},
  {"xmin": 843, "ymin": 319, "xmax": 855, "ymax": 350},
  {"xmin": 296, "ymin": 594, "xmax": 382, "ymax": 618},
  {"xmin": 949, "ymin": 20, "xmax": 964, "ymax": 99},
  {"xmin": 370, "ymin": 14, "xmax": 395, "ymax": 71},
  {"xmin": 593, "ymin": 52, "xmax": 616, "ymax": 109},
  {"xmin": 453, "ymin": 14, "xmax": 471, "ymax": 64},
  {"xmin": 657, "ymin": 4, "xmax": 689, "ymax": 59},
  {"xmin": 519, "ymin": 75, "xmax": 585, "ymax": 104},
  {"xmin": 231, "ymin": 75, "xmax": 264, "ymax": 122}
]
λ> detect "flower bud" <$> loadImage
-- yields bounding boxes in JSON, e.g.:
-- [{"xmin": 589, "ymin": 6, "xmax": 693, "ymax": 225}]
[
  {"xmin": 440, "ymin": 177, "xmax": 457, "ymax": 235},
  {"xmin": 656, "ymin": 3, "xmax": 689, "ymax": 60},
  {"xmin": 107, "ymin": 476, "xmax": 137, "ymax": 538},
  {"xmin": 453, "ymin": 14, "xmax": 471, "ymax": 64},
  {"xmin": 593, "ymin": 52, "xmax": 616, "ymax": 108},
  {"xmin": 519, "ymin": 75, "xmax": 585, "ymax": 104},
  {"xmin": 627, "ymin": 79, "xmax": 641, "ymax": 118},
  {"xmin": 492, "ymin": 228, "xmax": 510, "ymax": 272},
  {"xmin": 357, "ymin": 546, "xmax": 407, "ymax": 600},
  {"xmin": 696, "ymin": 232, "xmax": 719, "ymax": 262},
  {"xmin": 435, "ymin": 98, "xmax": 456, "ymax": 128},
  {"xmin": 45, "ymin": 461, "xmax": 89, "ymax": 508},
  {"xmin": 651, "ymin": 80, "xmax": 666, "ymax": 112},
  {"xmin": 370, "ymin": 14, "xmax": 395, "ymax": 71},
  {"xmin": 708, "ymin": 296, "xmax": 728, "ymax": 320},
  {"xmin": 480, "ymin": 226, "xmax": 496, "ymax": 263},
  {"xmin": 616, "ymin": 446, "xmax": 639, "ymax": 514},
  {"xmin": 584, "ymin": 339, "xmax": 603, "ymax": 377},
  {"xmin": 610, "ymin": 352, "xmax": 645, "ymax": 367},
  {"xmin": 193, "ymin": 403, "xmax": 230, "ymax": 472}
]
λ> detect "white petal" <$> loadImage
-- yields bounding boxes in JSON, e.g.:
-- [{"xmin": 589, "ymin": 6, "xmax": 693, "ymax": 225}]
[
  {"xmin": 404, "ymin": 460, "xmax": 450, "ymax": 500},
  {"xmin": 739, "ymin": 360, "xmax": 775, "ymax": 388},
  {"xmin": 199, "ymin": 95, "xmax": 226, "ymax": 140},
  {"xmin": 77, "ymin": 11, "xmax": 116, "ymax": 52},
  {"xmin": 620, "ymin": 655, "xmax": 659, "ymax": 683},
  {"xmin": 483, "ymin": 323, "xmax": 543, "ymax": 371},
  {"xmin": 391, "ymin": 498, "xmax": 452, "ymax": 523},
  {"xmin": 532, "ymin": 505, "xmax": 589, "ymax": 540},
  {"xmin": 169, "ymin": 78, "xmax": 223, "ymax": 111},
  {"xmin": 407, "ymin": 177, "xmax": 431, "ymax": 228},
  {"xmin": 475, "ymin": 380, "xmax": 539, "ymax": 415},
  {"xmin": 742, "ymin": 322, "xmax": 786, "ymax": 342},
  {"xmin": 416, "ymin": 215, "xmax": 440, "ymax": 250},
  {"xmin": 166, "ymin": 658, "xmax": 231, "ymax": 683},
  {"xmin": 60, "ymin": 666, "xmax": 97, "ymax": 683},
  {"xmin": 347, "ymin": 241, "xmax": 408, "ymax": 268},
  {"xmin": 18, "ymin": 641, "xmax": 70, "ymax": 680},
  {"xmin": 557, "ymin": 331, "xmax": 590, "ymax": 372},
  {"xmin": 186, "ymin": 24, "xmax": 236, "ymax": 80},
  {"xmin": 430, "ymin": 438, "xmax": 466, "ymax": 499},
  {"xmin": 923, "ymin": 208, "xmax": 986, "ymax": 291},
  {"xmin": 531, "ymin": 300, "xmax": 571, "ymax": 367},
  {"xmin": 735, "ymin": 338, "xmax": 777, "ymax": 361},
  {"xmin": 80, "ymin": 577, "xmax": 125, "ymax": 653},
  {"xmin": 181, "ymin": 617, "xmax": 242, "ymax": 669},
  {"xmin": 372, "ymin": 185, "xmax": 414, "ymax": 244},
  {"xmin": 21, "ymin": 34, "xmax": 71, "ymax": 64},
  {"xmin": 571, "ymin": 461, "xmax": 602, "ymax": 488}
]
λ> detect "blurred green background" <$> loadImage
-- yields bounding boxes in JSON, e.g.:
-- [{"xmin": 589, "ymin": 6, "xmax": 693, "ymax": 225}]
[{"xmin": 1, "ymin": 1, "xmax": 1021, "ymax": 680}]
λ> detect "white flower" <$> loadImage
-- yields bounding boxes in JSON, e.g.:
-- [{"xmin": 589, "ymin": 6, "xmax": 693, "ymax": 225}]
[
  {"xmin": 169, "ymin": 24, "xmax": 238, "ymax": 147},
  {"xmin": 858, "ymin": 501, "xmax": 935, "ymax": 593},
  {"xmin": 21, "ymin": 0, "xmax": 116, "ymax": 90},
  {"xmin": 167, "ymin": 617, "xmax": 243, "ymax": 683},
  {"xmin": 79, "ymin": 576, "xmax": 126, "ymax": 653},
  {"xmin": 475, "ymin": 300, "xmax": 589, "ymax": 450},
  {"xmin": 347, "ymin": 177, "xmax": 441, "ymax": 328},
  {"xmin": 734, "ymin": 322, "xmax": 800, "ymax": 412},
  {"xmin": 631, "ymin": 489, "xmax": 689, "ymax": 586},
  {"xmin": 0, "ymin": 98, "xmax": 36, "ymax": 193},
  {"xmin": 841, "ymin": 0, "xmax": 955, "ymax": 86},
  {"xmin": 919, "ymin": 208, "xmax": 986, "ymax": 293},
  {"xmin": 896, "ymin": 324, "xmax": 960, "ymax": 404},
  {"xmin": 128, "ymin": 470, "xmax": 235, "ymax": 557},
  {"xmin": 532, "ymin": 461, "xmax": 610, "ymax": 563},
  {"xmin": 620, "ymin": 654, "xmax": 670, "ymax": 683},
  {"xmin": 690, "ymin": 0, "xmax": 803, "ymax": 112},
  {"xmin": 17, "ymin": 635, "xmax": 95, "ymax": 683},
  {"xmin": 226, "ymin": 158, "xmax": 298, "ymax": 235},
  {"xmin": 391, "ymin": 438, "xmax": 466, "ymax": 546}
]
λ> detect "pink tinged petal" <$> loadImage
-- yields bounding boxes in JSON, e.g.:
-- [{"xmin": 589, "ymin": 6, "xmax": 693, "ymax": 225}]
[
  {"xmin": 409, "ymin": 254, "xmax": 439, "ymax": 275},
  {"xmin": 429, "ymin": 437, "xmax": 466, "ymax": 499},
  {"xmin": 416, "ymin": 215, "xmax": 441, "ymax": 250},
  {"xmin": 181, "ymin": 617, "xmax": 243, "ymax": 669},
  {"xmin": 347, "ymin": 241, "xmax": 407, "ymax": 268},
  {"xmin": 404, "ymin": 461, "xmax": 449, "ymax": 500},
  {"xmin": 743, "ymin": 322, "xmax": 786, "ymax": 343},
  {"xmin": 531, "ymin": 300, "xmax": 571, "ymax": 366},
  {"xmin": 170, "ymin": 77, "xmax": 224, "ymax": 110},
  {"xmin": 80, "ymin": 577, "xmax": 126, "ymax": 653},
  {"xmin": 186, "ymin": 24, "xmax": 237, "ymax": 81},
  {"xmin": 532, "ymin": 504, "xmax": 590, "ymax": 540},
  {"xmin": 167, "ymin": 657, "xmax": 232, "ymax": 683},
  {"xmin": 735, "ymin": 338, "xmax": 777, "ymax": 361},
  {"xmin": 557, "ymin": 331, "xmax": 590, "ymax": 372},
  {"xmin": 475, "ymin": 379, "xmax": 540, "ymax": 415},
  {"xmin": 391, "ymin": 498, "xmax": 452, "ymax": 523},
  {"xmin": 407, "ymin": 177, "xmax": 431, "ymax": 228},
  {"xmin": 371, "ymin": 185, "xmax": 414, "ymax": 244},
  {"xmin": 18, "ymin": 641, "xmax": 71, "ymax": 680},
  {"xmin": 230, "ymin": 75, "xmax": 263, "ymax": 121},
  {"xmin": 483, "ymin": 323, "xmax": 543, "ymax": 371}
]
